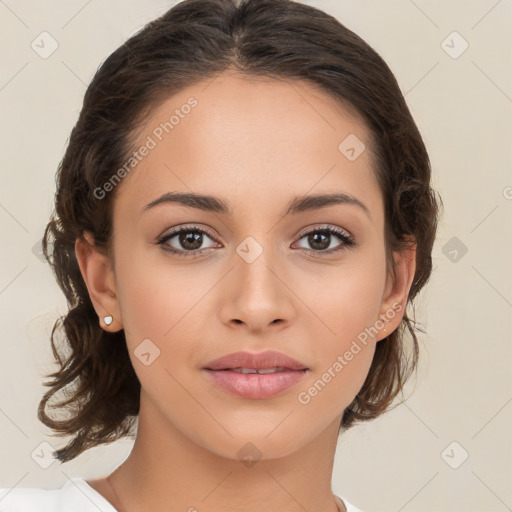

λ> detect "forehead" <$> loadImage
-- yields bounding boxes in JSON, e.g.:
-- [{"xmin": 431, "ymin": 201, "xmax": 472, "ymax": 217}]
[{"xmin": 113, "ymin": 71, "xmax": 382, "ymax": 226}]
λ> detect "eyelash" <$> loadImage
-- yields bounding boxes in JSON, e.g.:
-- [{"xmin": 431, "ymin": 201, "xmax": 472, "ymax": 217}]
[{"xmin": 155, "ymin": 224, "xmax": 356, "ymax": 258}]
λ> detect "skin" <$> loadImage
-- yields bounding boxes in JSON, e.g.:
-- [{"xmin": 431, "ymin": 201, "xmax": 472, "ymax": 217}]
[{"xmin": 75, "ymin": 71, "xmax": 416, "ymax": 512}]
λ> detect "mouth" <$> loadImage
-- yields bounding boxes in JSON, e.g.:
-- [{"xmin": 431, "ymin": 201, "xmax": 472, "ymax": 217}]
[
  {"xmin": 202, "ymin": 350, "xmax": 309, "ymax": 399},
  {"xmin": 203, "ymin": 349, "xmax": 309, "ymax": 372},
  {"xmin": 204, "ymin": 369, "xmax": 308, "ymax": 400},
  {"xmin": 203, "ymin": 368, "xmax": 309, "ymax": 399},
  {"xmin": 212, "ymin": 367, "xmax": 302, "ymax": 374},
  {"xmin": 206, "ymin": 366, "xmax": 307, "ymax": 373}
]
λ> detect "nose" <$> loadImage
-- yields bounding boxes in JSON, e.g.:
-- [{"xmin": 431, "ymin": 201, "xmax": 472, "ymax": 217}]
[{"xmin": 218, "ymin": 246, "xmax": 295, "ymax": 333}]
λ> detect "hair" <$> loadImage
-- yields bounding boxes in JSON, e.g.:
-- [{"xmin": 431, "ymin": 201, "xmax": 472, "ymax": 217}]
[{"xmin": 38, "ymin": 0, "xmax": 442, "ymax": 463}]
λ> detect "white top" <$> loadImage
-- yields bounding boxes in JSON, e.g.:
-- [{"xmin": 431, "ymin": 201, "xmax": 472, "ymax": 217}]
[{"xmin": 0, "ymin": 478, "xmax": 362, "ymax": 511}]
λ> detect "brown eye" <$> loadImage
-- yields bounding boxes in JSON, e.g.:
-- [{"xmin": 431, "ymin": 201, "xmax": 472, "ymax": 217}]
[
  {"xmin": 157, "ymin": 226, "xmax": 219, "ymax": 257},
  {"xmin": 294, "ymin": 226, "xmax": 355, "ymax": 255},
  {"xmin": 175, "ymin": 230, "xmax": 204, "ymax": 251}
]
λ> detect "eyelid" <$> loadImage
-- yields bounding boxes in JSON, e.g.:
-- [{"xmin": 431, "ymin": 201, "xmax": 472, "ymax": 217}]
[
  {"xmin": 295, "ymin": 223, "xmax": 352, "ymax": 239},
  {"xmin": 159, "ymin": 223, "xmax": 219, "ymax": 240}
]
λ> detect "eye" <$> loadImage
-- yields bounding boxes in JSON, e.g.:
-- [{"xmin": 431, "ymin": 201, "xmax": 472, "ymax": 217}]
[
  {"xmin": 155, "ymin": 224, "xmax": 356, "ymax": 259},
  {"xmin": 156, "ymin": 225, "xmax": 219, "ymax": 258},
  {"xmin": 293, "ymin": 226, "xmax": 356, "ymax": 255}
]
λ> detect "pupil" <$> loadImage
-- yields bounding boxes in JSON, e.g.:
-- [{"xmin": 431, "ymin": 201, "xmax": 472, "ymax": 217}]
[
  {"xmin": 180, "ymin": 231, "xmax": 202, "ymax": 250},
  {"xmin": 309, "ymin": 231, "xmax": 329, "ymax": 250}
]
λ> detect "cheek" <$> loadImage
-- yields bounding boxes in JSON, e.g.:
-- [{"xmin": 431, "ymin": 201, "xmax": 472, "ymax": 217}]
[
  {"xmin": 295, "ymin": 293, "xmax": 378, "ymax": 420},
  {"xmin": 297, "ymin": 253, "xmax": 385, "ymax": 402},
  {"xmin": 114, "ymin": 243, "xmax": 206, "ymax": 341},
  {"xmin": 113, "ymin": 256, "xmax": 205, "ymax": 414},
  {"xmin": 304, "ymin": 254, "xmax": 386, "ymax": 346},
  {"xmin": 113, "ymin": 248, "xmax": 217, "ymax": 399}
]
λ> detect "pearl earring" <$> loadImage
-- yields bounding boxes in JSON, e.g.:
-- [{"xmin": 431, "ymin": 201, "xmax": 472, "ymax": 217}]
[{"xmin": 104, "ymin": 315, "xmax": 113, "ymax": 326}]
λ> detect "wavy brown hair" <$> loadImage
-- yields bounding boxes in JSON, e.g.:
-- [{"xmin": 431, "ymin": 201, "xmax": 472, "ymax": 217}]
[{"xmin": 38, "ymin": 0, "xmax": 442, "ymax": 462}]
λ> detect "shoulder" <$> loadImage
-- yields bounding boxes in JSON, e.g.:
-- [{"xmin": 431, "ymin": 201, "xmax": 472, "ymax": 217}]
[
  {"xmin": 0, "ymin": 485, "xmax": 61, "ymax": 512},
  {"xmin": 0, "ymin": 478, "xmax": 118, "ymax": 512},
  {"xmin": 336, "ymin": 494, "xmax": 364, "ymax": 512}
]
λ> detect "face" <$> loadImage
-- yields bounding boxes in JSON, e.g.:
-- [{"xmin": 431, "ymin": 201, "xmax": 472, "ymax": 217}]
[{"xmin": 80, "ymin": 71, "xmax": 413, "ymax": 461}]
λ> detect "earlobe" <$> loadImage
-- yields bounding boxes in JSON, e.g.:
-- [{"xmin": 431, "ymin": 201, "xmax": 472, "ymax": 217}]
[{"xmin": 74, "ymin": 231, "xmax": 123, "ymax": 331}]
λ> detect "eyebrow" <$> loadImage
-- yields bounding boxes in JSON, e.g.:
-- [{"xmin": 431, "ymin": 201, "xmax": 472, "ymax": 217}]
[{"xmin": 142, "ymin": 190, "xmax": 371, "ymax": 219}]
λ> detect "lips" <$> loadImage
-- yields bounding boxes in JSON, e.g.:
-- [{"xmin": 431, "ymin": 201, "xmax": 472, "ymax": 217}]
[
  {"xmin": 203, "ymin": 350, "xmax": 309, "ymax": 372},
  {"xmin": 203, "ymin": 350, "xmax": 310, "ymax": 399}
]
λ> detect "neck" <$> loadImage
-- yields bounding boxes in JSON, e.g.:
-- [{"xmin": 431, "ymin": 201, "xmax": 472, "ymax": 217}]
[{"xmin": 105, "ymin": 390, "xmax": 344, "ymax": 512}]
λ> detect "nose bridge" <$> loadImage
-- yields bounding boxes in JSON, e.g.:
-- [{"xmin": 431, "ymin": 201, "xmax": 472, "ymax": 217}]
[
  {"xmin": 235, "ymin": 233, "xmax": 282, "ymax": 302},
  {"xmin": 220, "ymin": 230, "xmax": 294, "ymax": 329}
]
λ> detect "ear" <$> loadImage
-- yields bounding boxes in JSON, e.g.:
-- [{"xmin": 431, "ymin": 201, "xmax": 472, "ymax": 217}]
[
  {"xmin": 375, "ymin": 236, "xmax": 416, "ymax": 341},
  {"xmin": 74, "ymin": 231, "xmax": 123, "ymax": 331}
]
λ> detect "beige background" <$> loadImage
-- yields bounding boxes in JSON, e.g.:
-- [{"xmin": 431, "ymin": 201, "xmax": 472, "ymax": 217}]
[{"xmin": 0, "ymin": 1, "xmax": 511, "ymax": 511}]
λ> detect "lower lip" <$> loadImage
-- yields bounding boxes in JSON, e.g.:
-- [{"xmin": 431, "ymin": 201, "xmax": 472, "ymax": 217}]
[{"xmin": 203, "ymin": 369, "xmax": 308, "ymax": 399}]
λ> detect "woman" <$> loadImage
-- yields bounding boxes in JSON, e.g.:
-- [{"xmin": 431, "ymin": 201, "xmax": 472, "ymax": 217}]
[{"xmin": 0, "ymin": 0, "xmax": 441, "ymax": 510}]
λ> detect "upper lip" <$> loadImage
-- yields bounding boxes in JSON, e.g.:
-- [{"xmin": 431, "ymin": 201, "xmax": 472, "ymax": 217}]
[{"xmin": 204, "ymin": 350, "xmax": 308, "ymax": 371}]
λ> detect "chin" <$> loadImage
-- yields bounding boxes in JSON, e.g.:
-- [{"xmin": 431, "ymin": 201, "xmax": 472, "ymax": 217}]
[{"xmin": 193, "ymin": 418, "xmax": 322, "ymax": 462}]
